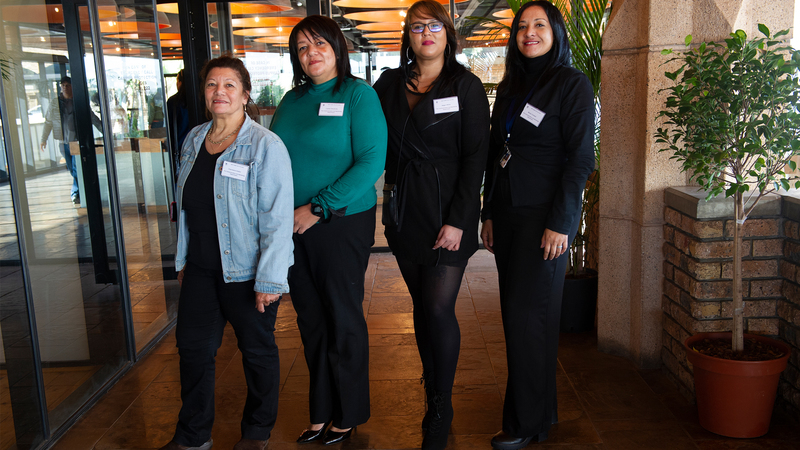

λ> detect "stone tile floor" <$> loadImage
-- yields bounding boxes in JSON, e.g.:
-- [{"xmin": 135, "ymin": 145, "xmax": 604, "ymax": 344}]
[{"xmin": 53, "ymin": 251, "xmax": 800, "ymax": 450}]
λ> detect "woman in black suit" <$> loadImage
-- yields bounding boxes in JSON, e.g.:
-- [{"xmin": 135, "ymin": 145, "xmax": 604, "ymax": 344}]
[
  {"xmin": 480, "ymin": 2, "xmax": 595, "ymax": 449},
  {"xmin": 373, "ymin": 1, "xmax": 489, "ymax": 449}
]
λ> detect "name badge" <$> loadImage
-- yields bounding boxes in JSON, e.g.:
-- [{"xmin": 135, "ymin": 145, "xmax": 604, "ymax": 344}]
[
  {"xmin": 319, "ymin": 102, "xmax": 345, "ymax": 116},
  {"xmin": 521, "ymin": 104, "xmax": 546, "ymax": 127},
  {"xmin": 221, "ymin": 161, "xmax": 249, "ymax": 181},
  {"xmin": 433, "ymin": 96, "xmax": 459, "ymax": 114}
]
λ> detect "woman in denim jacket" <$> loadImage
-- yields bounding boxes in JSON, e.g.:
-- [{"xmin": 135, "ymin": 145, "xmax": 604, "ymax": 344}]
[{"xmin": 161, "ymin": 54, "xmax": 294, "ymax": 450}]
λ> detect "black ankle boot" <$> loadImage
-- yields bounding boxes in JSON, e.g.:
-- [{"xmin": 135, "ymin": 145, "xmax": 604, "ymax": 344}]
[
  {"xmin": 421, "ymin": 390, "xmax": 452, "ymax": 450},
  {"xmin": 420, "ymin": 370, "xmax": 435, "ymax": 430}
]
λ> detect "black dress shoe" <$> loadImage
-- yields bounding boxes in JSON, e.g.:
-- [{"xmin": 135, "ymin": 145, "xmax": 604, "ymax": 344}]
[
  {"xmin": 322, "ymin": 427, "xmax": 354, "ymax": 445},
  {"xmin": 490, "ymin": 430, "xmax": 548, "ymax": 450},
  {"xmin": 297, "ymin": 423, "xmax": 329, "ymax": 443}
]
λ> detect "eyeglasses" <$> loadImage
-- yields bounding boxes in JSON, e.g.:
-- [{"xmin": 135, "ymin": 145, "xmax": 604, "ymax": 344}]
[{"xmin": 409, "ymin": 21, "xmax": 444, "ymax": 33}]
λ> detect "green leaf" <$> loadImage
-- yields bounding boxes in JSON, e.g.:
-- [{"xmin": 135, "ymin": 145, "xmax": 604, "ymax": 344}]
[
  {"xmin": 661, "ymin": 49, "xmax": 673, "ymax": 55},
  {"xmin": 685, "ymin": 35, "xmax": 692, "ymax": 46},
  {"xmin": 758, "ymin": 23, "xmax": 770, "ymax": 38}
]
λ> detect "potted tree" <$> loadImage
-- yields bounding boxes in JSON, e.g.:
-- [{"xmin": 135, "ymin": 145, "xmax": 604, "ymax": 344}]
[
  {"xmin": 655, "ymin": 25, "xmax": 799, "ymax": 438},
  {"xmin": 554, "ymin": 0, "xmax": 610, "ymax": 332}
]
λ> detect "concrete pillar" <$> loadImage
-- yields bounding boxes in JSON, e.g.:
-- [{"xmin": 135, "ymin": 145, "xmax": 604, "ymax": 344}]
[{"xmin": 596, "ymin": 0, "xmax": 795, "ymax": 368}]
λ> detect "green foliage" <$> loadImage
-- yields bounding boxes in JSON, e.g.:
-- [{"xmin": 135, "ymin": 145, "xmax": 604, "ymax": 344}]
[
  {"xmin": 655, "ymin": 26, "xmax": 800, "ymax": 206},
  {"xmin": 0, "ymin": 51, "xmax": 14, "ymax": 81},
  {"xmin": 256, "ymin": 82, "xmax": 285, "ymax": 107}
]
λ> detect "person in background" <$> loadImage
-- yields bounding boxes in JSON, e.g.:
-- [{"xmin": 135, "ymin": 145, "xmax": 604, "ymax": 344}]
[
  {"xmin": 269, "ymin": 14, "xmax": 387, "ymax": 446},
  {"xmin": 480, "ymin": 2, "xmax": 595, "ymax": 449},
  {"xmin": 40, "ymin": 76, "xmax": 101, "ymax": 205},
  {"xmin": 160, "ymin": 54, "xmax": 294, "ymax": 450},
  {"xmin": 372, "ymin": 1, "xmax": 490, "ymax": 448},
  {"xmin": 167, "ymin": 69, "xmax": 190, "ymax": 177}
]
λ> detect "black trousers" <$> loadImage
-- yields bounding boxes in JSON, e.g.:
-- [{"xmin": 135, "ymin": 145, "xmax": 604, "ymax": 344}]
[
  {"xmin": 491, "ymin": 203, "xmax": 578, "ymax": 438},
  {"xmin": 173, "ymin": 262, "xmax": 280, "ymax": 447},
  {"xmin": 289, "ymin": 207, "xmax": 375, "ymax": 429}
]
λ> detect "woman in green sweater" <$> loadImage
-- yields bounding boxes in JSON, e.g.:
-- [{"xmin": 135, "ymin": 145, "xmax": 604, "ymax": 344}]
[{"xmin": 269, "ymin": 15, "xmax": 387, "ymax": 445}]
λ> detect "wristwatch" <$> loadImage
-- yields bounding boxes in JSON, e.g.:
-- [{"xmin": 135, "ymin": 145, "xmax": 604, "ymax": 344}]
[{"xmin": 310, "ymin": 203, "xmax": 325, "ymax": 218}]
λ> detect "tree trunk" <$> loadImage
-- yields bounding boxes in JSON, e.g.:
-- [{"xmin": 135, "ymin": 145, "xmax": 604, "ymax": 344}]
[{"xmin": 732, "ymin": 192, "xmax": 744, "ymax": 352}]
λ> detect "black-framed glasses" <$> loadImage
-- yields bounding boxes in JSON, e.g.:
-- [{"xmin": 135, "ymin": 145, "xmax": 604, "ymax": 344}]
[{"xmin": 409, "ymin": 21, "xmax": 444, "ymax": 33}]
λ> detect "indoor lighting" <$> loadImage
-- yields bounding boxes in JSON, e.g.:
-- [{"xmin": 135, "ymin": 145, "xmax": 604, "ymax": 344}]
[
  {"xmin": 255, "ymin": 17, "xmax": 260, "ymax": 22},
  {"xmin": 54, "ymin": 7, "xmax": 59, "ymax": 12},
  {"xmin": 116, "ymin": 47, "xmax": 121, "ymax": 51},
  {"xmin": 297, "ymin": 2, "xmax": 302, "ymax": 5},
  {"xmin": 277, "ymin": 26, "xmax": 283, "ymax": 32},
  {"xmin": 399, "ymin": 11, "xmax": 406, "ymax": 17}
]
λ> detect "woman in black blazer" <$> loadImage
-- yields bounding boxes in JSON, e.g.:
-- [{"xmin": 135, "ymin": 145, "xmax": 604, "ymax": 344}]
[
  {"xmin": 373, "ymin": 1, "xmax": 489, "ymax": 448},
  {"xmin": 480, "ymin": 2, "xmax": 595, "ymax": 449}
]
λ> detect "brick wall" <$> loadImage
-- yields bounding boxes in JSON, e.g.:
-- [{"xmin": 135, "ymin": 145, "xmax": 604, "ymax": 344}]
[{"xmin": 661, "ymin": 188, "xmax": 800, "ymax": 419}]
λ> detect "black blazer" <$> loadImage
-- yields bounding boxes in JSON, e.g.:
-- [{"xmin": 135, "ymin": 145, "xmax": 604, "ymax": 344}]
[
  {"xmin": 374, "ymin": 68, "xmax": 490, "ymax": 266},
  {"xmin": 483, "ymin": 66, "xmax": 595, "ymax": 234}
]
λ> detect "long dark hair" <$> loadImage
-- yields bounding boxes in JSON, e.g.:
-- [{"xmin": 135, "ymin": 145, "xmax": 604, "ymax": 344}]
[
  {"xmin": 199, "ymin": 53, "xmax": 259, "ymax": 119},
  {"xmin": 400, "ymin": 0, "xmax": 465, "ymax": 91},
  {"xmin": 288, "ymin": 15, "xmax": 354, "ymax": 94},
  {"xmin": 497, "ymin": 1, "xmax": 571, "ymax": 97}
]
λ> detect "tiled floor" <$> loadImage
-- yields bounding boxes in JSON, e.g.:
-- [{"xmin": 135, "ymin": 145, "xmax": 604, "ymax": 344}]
[{"xmin": 52, "ymin": 251, "xmax": 799, "ymax": 450}]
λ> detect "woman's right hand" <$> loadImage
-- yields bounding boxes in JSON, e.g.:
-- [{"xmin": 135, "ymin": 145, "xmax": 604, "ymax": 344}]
[
  {"xmin": 294, "ymin": 204, "xmax": 319, "ymax": 234},
  {"xmin": 480, "ymin": 220, "xmax": 494, "ymax": 254},
  {"xmin": 177, "ymin": 268, "xmax": 185, "ymax": 286}
]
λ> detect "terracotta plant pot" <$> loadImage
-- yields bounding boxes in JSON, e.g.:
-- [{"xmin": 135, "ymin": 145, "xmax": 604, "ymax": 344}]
[{"xmin": 684, "ymin": 332, "xmax": 790, "ymax": 438}]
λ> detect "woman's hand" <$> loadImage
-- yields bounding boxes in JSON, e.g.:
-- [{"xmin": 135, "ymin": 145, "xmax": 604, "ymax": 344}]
[
  {"xmin": 480, "ymin": 220, "xmax": 494, "ymax": 254},
  {"xmin": 541, "ymin": 228, "xmax": 568, "ymax": 260},
  {"xmin": 177, "ymin": 268, "xmax": 185, "ymax": 286},
  {"xmin": 433, "ymin": 225, "xmax": 463, "ymax": 251},
  {"xmin": 294, "ymin": 204, "xmax": 319, "ymax": 234},
  {"xmin": 255, "ymin": 292, "xmax": 280, "ymax": 313}
]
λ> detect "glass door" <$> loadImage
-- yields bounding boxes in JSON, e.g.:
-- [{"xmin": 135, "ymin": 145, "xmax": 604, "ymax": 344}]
[{"xmin": 0, "ymin": 0, "xmax": 129, "ymax": 443}]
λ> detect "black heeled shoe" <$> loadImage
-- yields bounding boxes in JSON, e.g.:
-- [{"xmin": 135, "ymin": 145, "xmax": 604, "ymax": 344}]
[
  {"xmin": 322, "ymin": 426, "xmax": 354, "ymax": 445},
  {"xmin": 490, "ymin": 430, "xmax": 548, "ymax": 450},
  {"xmin": 297, "ymin": 422, "xmax": 330, "ymax": 443}
]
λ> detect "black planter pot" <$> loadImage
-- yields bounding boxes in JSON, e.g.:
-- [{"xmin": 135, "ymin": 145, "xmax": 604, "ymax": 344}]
[{"xmin": 560, "ymin": 270, "xmax": 598, "ymax": 333}]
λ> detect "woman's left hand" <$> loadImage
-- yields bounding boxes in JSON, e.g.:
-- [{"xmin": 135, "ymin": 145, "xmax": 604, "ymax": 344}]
[
  {"xmin": 255, "ymin": 292, "xmax": 280, "ymax": 312},
  {"xmin": 294, "ymin": 204, "xmax": 319, "ymax": 234},
  {"xmin": 541, "ymin": 228, "xmax": 568, "ymax": 260},
  {"xmin": 433, "ymin": 225, "xmax": 463, "ymax": 251}
]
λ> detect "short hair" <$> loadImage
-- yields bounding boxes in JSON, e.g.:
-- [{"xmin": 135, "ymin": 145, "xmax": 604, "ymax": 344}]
[
  {"xmin": 400, "ymin": 0, "xmax": 465, "ymax": 89},
  {"xmin": 498, "ymin": 1, "xmax": 572, "ymax": 97},
  {"xmin": 198, "ymin": 53, "xmax": 258, "ymax": 119},
  {"xmin": 60, "ymin": 76, "xmax": 71, "ymax": 85},
  {"xmin": 176, "ymin": 69, "xmax": 184, "ymax": 84},
  {"xmin": 287, "ymin": 15, "xmax": 354, "ymax": 94}
]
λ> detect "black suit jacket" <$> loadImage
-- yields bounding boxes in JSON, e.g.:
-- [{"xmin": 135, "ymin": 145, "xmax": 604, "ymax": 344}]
[
  {"xmin": 483, "ymin": 66, "xmax": 595, "ymax": 234},
  {"xmin": 374, "ymin": 67, "xmax": 490, "ymax": 266}
]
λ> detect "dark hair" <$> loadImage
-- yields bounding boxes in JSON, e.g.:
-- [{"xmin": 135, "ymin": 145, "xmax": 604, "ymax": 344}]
[
  {"xmin": 400, "ymin": 0, "xmax": 465, "ymax": 90},
  {"xmin": 60, "ymin": 76, "xmax": 71, "ymax": 85},
  {"xmin": 198, "ymin": 53, "xmax": 259, "ymax": 119},
  {"xmin": 288, "ymin": 15, "xmax": 354, "ymax": 94},
  {"xmin": 497, "ymin": 1, "xmax": 571, "ymax": 97},
  {"xmin": 176, "ymin": 69, "xmax": 184, "ymax": 84}
]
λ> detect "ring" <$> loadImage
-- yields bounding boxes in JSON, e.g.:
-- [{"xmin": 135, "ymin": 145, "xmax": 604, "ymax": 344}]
[{"xmin": 557, "ymin": 245, "xmax": 563, "ymax": 249}]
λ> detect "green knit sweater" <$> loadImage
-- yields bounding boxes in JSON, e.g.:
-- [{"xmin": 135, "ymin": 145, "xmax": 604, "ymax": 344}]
[{"xmin": 270, "ymin": 77, "xmax": 387, "ymax": 218}]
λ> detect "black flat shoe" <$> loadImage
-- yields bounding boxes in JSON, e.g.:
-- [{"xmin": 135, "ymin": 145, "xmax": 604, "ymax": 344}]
[
  {"xmin": 490, "ymin": 430, "xmax": 548, "ymax": 450},
  {"xmin": 297, "ymin": 422, "xmax": 329, "ymax": 443},
  {"xmin": 322, "ymin": 427, "xmax": 354, "ymax": 445}
]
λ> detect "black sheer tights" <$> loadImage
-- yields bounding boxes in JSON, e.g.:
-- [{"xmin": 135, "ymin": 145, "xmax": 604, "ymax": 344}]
[{"xmin": 396, "ymin": 258, "xmax": 466, "ymax": 393}]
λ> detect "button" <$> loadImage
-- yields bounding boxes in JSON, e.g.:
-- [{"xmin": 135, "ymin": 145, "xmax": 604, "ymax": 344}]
[
  {"xmin": 222, "ymin": 223, "xmax": 227, "ymax": 227},
  {"xmin": 226, "ymin": 276, "xmax": 232, "ymax": 280},
  {"xmin": 217, "ymin": 194, "xmax": 222, "ymax": 199},
  {"xmin": 224, "ymin": 250, "xmax": 230, "ymax": 255}
]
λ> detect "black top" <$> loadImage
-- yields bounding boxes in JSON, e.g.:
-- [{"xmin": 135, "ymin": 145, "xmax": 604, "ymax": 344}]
[
  {"xmin": 374, "ymin": 68, "xmax": 490, "ymax": 266},
  {"xmin": 483, "ymin": 61, "xmax": 595, "ymax": 235},
  {"xmin": 183, "ymin": 142, "xmax": 223, "ymax": 270}
]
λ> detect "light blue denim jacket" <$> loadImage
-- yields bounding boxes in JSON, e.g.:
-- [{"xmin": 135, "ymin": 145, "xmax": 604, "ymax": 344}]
[{"xmin": 175, "ymin": 115, "xmax": 294, "ymax": 294}]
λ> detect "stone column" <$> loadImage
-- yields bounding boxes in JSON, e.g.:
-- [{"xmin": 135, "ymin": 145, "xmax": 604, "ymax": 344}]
[{"xmin": 596, "ymin": 0, "xmax": 795, "ymax": 368}]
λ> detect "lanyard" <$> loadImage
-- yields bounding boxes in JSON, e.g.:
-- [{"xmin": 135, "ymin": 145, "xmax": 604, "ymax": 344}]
[{"xmin": 500, "ymin": 82, "xmax": 539, "ymax": 168}]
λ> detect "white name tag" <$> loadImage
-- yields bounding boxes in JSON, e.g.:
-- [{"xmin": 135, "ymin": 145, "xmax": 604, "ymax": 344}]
[
  {"xmin": 221, "ymin": 161, "xmax": 249, "ymax": 181},
  {"xmin": 433, "ymin": 96, "xmax": 459, "ymax": 114},
  {"xmin": 319, "ymin": 102, "xmax": 345, "ymax": 116},
  {"xmin": 521, "ymin": 104, "xmax": 546, "ymax": 127}
]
